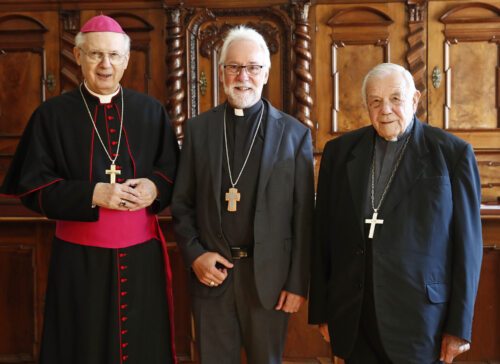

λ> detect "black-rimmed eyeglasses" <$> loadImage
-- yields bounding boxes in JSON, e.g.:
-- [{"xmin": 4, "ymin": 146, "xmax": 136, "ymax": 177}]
[{"xmin": 223, "ymin": 64, "xmax": 265, "ymax": 76}]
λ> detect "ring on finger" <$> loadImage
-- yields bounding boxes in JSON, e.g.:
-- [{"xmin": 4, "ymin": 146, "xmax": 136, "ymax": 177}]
[
  {"xmin": 119, "ymin": 199, "xmax": 126, "ymax": 207},
  {"xmin": 209, "ymin": 280, "xmax": 215, "ymax": 287}
]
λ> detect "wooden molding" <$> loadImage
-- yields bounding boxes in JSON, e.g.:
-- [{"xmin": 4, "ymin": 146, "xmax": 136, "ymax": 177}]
[
  {"xmin": 327, "ymin": 6, "xmax": 393, "ymax": 28},
  {"xmin": 440, "ymin": 2, "xmax": 500, "ymax": 24},
  {"xmin": 59, "ymin": 10, "xmax": 79, "ymax": 93},
  {"xmin": 292, "ymin": 1, "xmax": 314, "ymax": 139},
  {"xmin": 406, "ymin": 0, "xmax": 427, "ymax": 121},
  {"xmin": 165, "ymin": 6, "xmax": 187, "ymax": 144}
]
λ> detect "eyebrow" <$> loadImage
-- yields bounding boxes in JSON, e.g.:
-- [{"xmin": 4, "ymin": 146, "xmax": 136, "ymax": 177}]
[{"xmin": 368, "ymin": 91, "xmax": 404, "ymax": 99}]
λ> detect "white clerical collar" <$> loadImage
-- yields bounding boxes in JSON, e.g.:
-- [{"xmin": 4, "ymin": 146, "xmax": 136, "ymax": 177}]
[
  {"xmin": 381, "ymin": 118, "xmax": 415, "ymax": 142},
  {"xmin": 84, "ymin": 81, "xmax": 121, "ymax": 104},
  {"xmin": 228, "ymin": 100, "xmax": 263, "ymax": 117}
]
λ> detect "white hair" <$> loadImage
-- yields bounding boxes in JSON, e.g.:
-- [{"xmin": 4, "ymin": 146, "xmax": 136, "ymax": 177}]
[
  {"xmin": 218, "ymin": 25, "xmax": 271, "ymax": 69},
  {"xmin": 74, "ymin": 32, "xmax": 131, "ymax": 53},
  {"xmin": 361, "ymin": 63, "xmax": 417, "ymax": 106}
]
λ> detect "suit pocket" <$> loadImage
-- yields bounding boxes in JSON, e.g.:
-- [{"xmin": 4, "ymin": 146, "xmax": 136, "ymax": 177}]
[{"xmin": 426, "ymin": 282, "xmax": 450, "ymax": 303}]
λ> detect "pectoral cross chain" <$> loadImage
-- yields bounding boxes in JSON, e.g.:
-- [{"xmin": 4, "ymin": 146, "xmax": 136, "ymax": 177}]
[
  {"xmin": 105, "ymin": 163, "xmax": 121, "ymax": 184},
  {"xmin": 225, "ymin": 187, "xmax": 241, "ymax": 212},
  {"xmin": 365, "ymin": 210, "xmax": 384, "ymax": 239}
]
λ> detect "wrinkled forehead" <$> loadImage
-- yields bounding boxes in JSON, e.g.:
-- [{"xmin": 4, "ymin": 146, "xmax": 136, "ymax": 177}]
[
  {"xmin": 366, "ymin": 72, "xmax": 409, "ymax": 98},
  {"xmin": 82, "ymin": 32, "xmax": 128, "ymax": 52}
]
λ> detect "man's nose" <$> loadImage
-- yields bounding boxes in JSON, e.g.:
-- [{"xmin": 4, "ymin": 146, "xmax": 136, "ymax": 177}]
[
  {"xmin": 381, "ymin": 99, "xmax": 392, "ymax": 114},
  {"xmin": 235, "ymin": 67, "xmax": 250, "ymax": 80},
  {"xmin": 99, "ymin": 55, "xmax": 112, "ymax": 67}
]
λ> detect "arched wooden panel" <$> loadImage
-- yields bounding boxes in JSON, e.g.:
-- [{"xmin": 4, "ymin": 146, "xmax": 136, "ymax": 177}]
[
  {"xmin": 440, "ymin": 2, "xmax": 500, "ymax": 130},
  {"xmin": 0, "ymin": 14, "xmax": 48, "ymax": 183},
  {"xmin": 327, "ymin": 6, "xmax": 393, "ymax": 133}
]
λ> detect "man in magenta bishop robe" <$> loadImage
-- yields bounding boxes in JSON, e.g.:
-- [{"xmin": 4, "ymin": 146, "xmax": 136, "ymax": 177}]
[{"xmin": 0, "ymin": 14, "xmax": 179, "ymax": 364}]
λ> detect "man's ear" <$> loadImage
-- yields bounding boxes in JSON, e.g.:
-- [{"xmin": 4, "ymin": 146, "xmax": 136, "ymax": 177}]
[
  {"xmin": 263, "ymin": 67, "xmax": 270, "ymax": 85},
  {"xmin": 218, "ymin": 64, "xmax": 224, "ymax": 84},
  {"xmin": 412, "ymin": 89, "xmax": 421, "ymax": 112},
  {"xmin": 73, "ymin": 47, "xmax": 82, "ymax": 66}
]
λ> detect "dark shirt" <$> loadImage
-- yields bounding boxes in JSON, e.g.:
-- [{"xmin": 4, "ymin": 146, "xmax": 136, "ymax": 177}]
[
  {"xmin": 220, "ymin": 100, "xmax": 267, "ymax": 247},
  {"xmin": 360, "ymin": 119, "xmax": 415, "ymax": 359},
  {"xmin": 365, "ymin": 118, "xmax": 415, "ymax": 218}
]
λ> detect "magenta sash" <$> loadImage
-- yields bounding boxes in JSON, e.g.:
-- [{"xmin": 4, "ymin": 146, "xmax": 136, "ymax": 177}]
[{"xmin": 56, "ymin": 208, "xmax": 157, "ymax": 248}]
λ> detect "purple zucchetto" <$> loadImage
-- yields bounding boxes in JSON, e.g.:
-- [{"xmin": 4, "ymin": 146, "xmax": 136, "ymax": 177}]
[{"xmin": 80, "ymin": 15, "xmax": 125, "ymax": 34}]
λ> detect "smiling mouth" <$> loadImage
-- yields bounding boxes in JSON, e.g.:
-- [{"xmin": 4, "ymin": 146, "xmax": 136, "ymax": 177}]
[{"xmin": 234, "ymin": 86, "xmax": 252, "ymax": 91}]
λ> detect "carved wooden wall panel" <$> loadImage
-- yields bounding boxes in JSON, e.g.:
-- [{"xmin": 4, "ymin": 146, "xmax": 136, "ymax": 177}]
[
  {"xmin": 165, "ymin": 6, "xmax": 186, "ymax": 142},
  {"xmin": 292, "ymin": 1, "xmax": 314, "ymax": 140},
  {"xmin": 440, "ymin": 3, "xmax": 500, "ymax": 130},
  {"xmin": 59, "ymin": 10, "xmax": 79, "ymax": 93},
  {"xmin": 0, "ymin": 12, "xmax": 59, "ymax": 184},
  {"xmin": 0, "ymin": 220, "xmax": 53, "ymax": 364},
  {"xmin": 476, "ymin": 150, "xmax": 500, "ymax": 204},
  {"xmin": 406, "ymin": 1, "xmax": 427, "ymax": 121},
  {"xmin": 314, "ymin": 3, "xmax": 408, "ymax": 151},
  {"xmin": 449, "ymin": 41, "xmax": 497, "ymax": 129},
  {"xmin": 428, "ymin": 1, "xmax": 500, "ymax": 206},
  {"xmin": 329, "ymin": 7, "xmax": 393, "ymax": 134},
  {"xmin": 0, "ymin": 245, "xmax": 35, "ymax": 362},
  {"xmin": 184, "ymin": 6, "xmax": 294, "ymax": 119},
  {"xmin": 165, "ymin": 2, "xmax": 314, "ymax": 145}
]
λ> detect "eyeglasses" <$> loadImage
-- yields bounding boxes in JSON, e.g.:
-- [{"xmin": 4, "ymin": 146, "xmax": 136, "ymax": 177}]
[
  {"xmin": 223, "ymin": 64, "xmax": 265, "ymax": 76},
  {"xmin": 78, "ymin": 48, "xmax": 127, "ymax": 65}
]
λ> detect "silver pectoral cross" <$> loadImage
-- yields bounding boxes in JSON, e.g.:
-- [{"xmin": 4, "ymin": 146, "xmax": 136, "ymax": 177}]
[
  {"xmin": 365, "ymin": 210, "xmax": 384, "ymax": 239},
  {"xmin": 225, "ymin": 187, "xmax": 240, "ymax": 212},
  {"xmin": 105, "ymin": 163, "xmax": 121, "ymax": 184}
]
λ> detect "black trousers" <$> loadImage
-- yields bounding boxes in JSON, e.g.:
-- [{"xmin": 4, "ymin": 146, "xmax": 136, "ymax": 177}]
[
  {"xmin": 192, "ymin": 258, "xmax": 289, "ymax": 364},
  {"xmin": 346, "ymin": 236, "xmax": 393, "ymax": 364}
]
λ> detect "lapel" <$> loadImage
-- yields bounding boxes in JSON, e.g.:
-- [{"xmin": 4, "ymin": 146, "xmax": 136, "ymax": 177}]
[
  {"xmin": 347, "ymin": 127, "xmax": 374, "ymax": 238},
  {"xmin": 381, "ymin": 118, "xmax": 428, "ymax": 215},
  {"xmin": 207, "ymin": 104, "xmax": 225, "ymax": 217},
  {"xmin": 257, "ymin": 100, "xmax": 285, "ymax": 203}
]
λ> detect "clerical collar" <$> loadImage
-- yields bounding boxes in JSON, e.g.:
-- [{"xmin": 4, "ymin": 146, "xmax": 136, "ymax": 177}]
[
  {"xmin": 378, "ymin": 117, "xmax": 415, "ymax": 142},
  {"xmin": 227, "ymin": 100, "xmax": 263, "ymax": 117},
  {"xmin": 83, "ymin": 81, "xmax": 121, "ymax": 104}
]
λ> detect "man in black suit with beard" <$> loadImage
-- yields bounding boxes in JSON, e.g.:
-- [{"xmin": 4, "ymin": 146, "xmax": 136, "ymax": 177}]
[{"xmin": 172, "ymin": 25, "xmax": 314, "ymax": 364}]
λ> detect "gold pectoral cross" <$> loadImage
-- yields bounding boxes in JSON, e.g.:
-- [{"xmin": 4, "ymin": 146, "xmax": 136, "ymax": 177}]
[
  {"xmin": 105, "ymin": 163, "xmax": 121, "ymax": 184},
  {"xmin": 225, "ymin": 187, "xmax": 241, "ymax": 212}
]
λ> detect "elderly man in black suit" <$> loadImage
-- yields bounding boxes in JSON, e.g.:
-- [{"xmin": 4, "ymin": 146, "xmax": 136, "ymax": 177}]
[
  {"xmin": 171, "ymin": 26, "xmax": 314, "ymax": 364},
  {"xmin": 309, "ymin": 63, "xmax": 482, "ymax": 364}
]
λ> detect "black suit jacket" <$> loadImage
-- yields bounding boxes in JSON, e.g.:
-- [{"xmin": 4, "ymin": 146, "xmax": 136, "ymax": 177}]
[
  {"xmin": 309, "ymin": 119, "xmax": 483, "ymax": 363},
  {"xmin": 172, "ymin": 100, "xmax": 314, "ymax": 309}
]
